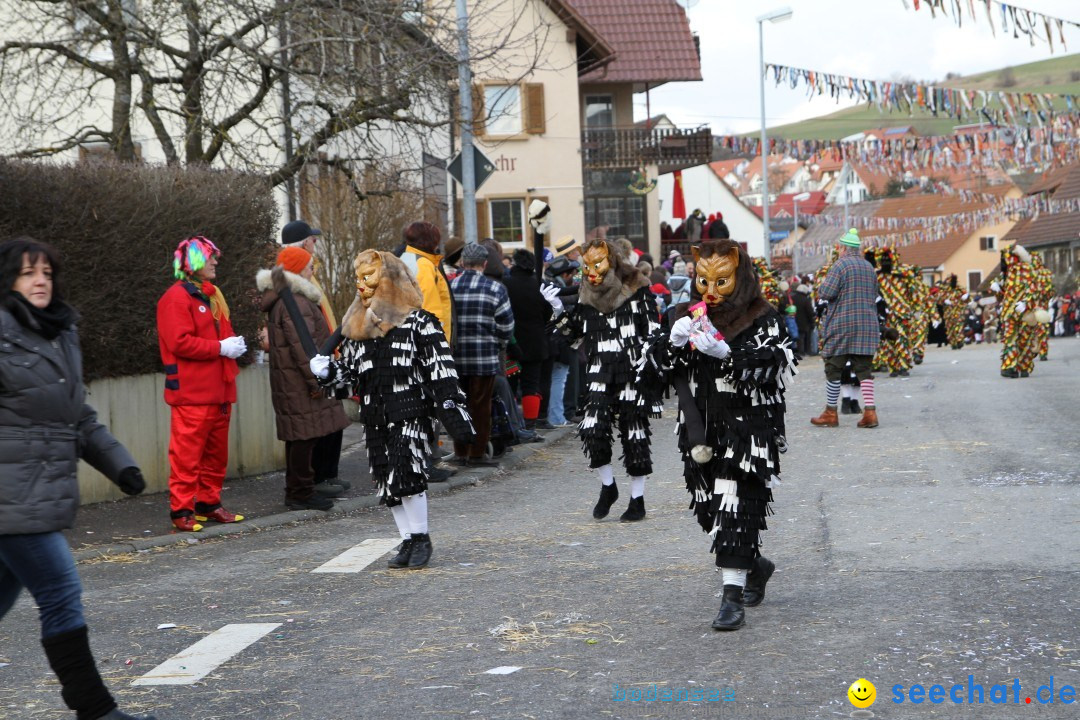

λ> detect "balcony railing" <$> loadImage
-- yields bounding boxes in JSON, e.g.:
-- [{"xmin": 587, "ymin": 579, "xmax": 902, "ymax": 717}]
[{"xmin": 581, "ymin": 125, "xmax": 713, "ymax": 173}]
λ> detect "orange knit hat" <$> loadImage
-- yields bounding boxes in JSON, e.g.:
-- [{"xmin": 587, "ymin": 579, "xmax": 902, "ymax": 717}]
[{"xmin": 276, "ymin": 246, "xmax": 312, "ymax": 275}]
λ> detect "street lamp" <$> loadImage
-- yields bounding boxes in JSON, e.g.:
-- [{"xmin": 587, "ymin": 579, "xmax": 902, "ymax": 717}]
[
  {"xmin": 791, "ymin": 191, "xmax": 810, "ymax": 276},
  {"xmin": 757, "ymin": 6, "xmax": 792, "ymax": 268}
]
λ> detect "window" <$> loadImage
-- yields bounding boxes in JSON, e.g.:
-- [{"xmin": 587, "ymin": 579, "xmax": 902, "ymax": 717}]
[
  {"xmin": 584, "ymin": 94, "xmax": 614, "ymax": 128},
  {"xmin": 967, "ymin": 271, "xmax": 982, "ymax": 291},
  {"xmin": 490, "ymin": 199, "xmax": 525, "ymax": 245},
  {"xmin": 484, "ymin": 85, "xmax": 522, "ymax": 136},
  {"xmin": 979, "ymin": 236, "xmax": 996, "ymax": 251},
  {"xmin": 583, "ymin": 196, "xmax": 646, "ymax": 244}
]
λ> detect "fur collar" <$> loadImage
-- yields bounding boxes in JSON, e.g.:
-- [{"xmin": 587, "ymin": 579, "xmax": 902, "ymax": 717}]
[
  {"xmin": 257, "ymin": 268, "xmax": 323, "ymax": 304},
  {"xmin": 339, "ymin": 251, "xmax": 423, "ymax": 341},
  {"xmin": 578, "ymin": 264, "xmax": 648, "ymax": 314}
]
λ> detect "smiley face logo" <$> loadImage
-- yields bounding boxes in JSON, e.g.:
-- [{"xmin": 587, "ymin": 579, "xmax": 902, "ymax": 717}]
[{"xmin": 847, "ymin": 678, "xmax": 876, "ymax": 708}]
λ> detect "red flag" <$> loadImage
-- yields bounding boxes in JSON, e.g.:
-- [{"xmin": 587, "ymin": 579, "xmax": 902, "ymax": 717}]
[{"xmin": 671, "ymin": 170, "xmax": 687, "ymax": 220}]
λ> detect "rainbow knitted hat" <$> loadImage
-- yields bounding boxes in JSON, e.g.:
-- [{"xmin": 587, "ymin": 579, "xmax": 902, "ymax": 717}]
[{"xmin": 839, "ymin": 228, "xmax": 860, "ymax": 247}]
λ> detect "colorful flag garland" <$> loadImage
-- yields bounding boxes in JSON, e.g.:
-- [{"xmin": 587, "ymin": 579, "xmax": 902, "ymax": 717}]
[{"xmin": 901, "ymin": 0, "xmax": 1080, "ymax": 52}]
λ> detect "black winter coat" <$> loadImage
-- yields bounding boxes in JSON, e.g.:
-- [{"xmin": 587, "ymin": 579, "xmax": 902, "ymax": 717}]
[
  {"xmin": 0, "ymin": 307, "xmax": 136, "ymax": 535},
  {"xmin": 503, "ymin": 267, "xmax": 553, "ymax": 362}
]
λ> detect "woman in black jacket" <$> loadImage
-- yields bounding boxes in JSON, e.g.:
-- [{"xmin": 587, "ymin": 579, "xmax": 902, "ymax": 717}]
[
  {"xmin": 503, "ymin": 250, "xmax": 554, "ymax": 429},
  {"xmin": 0, "ymin": 237, "xmax": 155, "ymax": 720}
]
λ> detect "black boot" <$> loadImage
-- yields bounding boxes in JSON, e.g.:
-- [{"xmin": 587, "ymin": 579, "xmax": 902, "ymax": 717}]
[
  {"xmin": 743, "ymin": 557, "xmax": 775, "ymax": 607},
  {"xmin": 1000, "ymin": 368, "xmax": 1019, "ymax": 378},
  {"xmin": 592, "ymin": 482, "xmax": 619, "ymax": 519},
  {"xmin": 406, "ymin": 533, "xmax": 433, "ymax": 568},
  {"xmin": 840, "ymin": 397, "xmax": 853, "ymax": 415},
  {"xmin": 41, "ymin": 626, "xmax": 118, "ymax": 720},
  {"xmin": 711, "ymin": 585, "xmax": 746, "ymax": 631},
  {"xmin": 849, "ymin": 399, "xmax": 861, "ymax": 414},
  {"xmin": 387, "ymin": 537, "xmax": 414, "ymax": 569},
  {"xmin": 619, "ymin": 496, "xmax": 646, "ymax": 522}
]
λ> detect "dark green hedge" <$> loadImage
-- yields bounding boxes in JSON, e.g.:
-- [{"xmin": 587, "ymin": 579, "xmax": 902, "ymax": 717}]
[{"xmin": 0, "ymin": 159, "xmax": 277, "ymax": 380}]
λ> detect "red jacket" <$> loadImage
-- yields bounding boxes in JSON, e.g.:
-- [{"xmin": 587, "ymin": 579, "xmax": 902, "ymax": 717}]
[{"xmin": 156, "ymin": 281, "xmax": 238, "ymax": 406}]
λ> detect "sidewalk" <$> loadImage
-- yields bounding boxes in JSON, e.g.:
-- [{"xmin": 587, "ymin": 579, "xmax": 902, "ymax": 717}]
[{"xmin": 65, "ymin": 422, "xmax": 574, "ymax": 562}]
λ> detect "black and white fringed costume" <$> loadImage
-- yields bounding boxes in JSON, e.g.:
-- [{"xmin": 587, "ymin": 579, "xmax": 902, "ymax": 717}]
[
  {"xmin": 316, "ymin": 250, "xmax": 474, "ymax": 569},
  {"xmin": 555, "ymin": 238, "xmax": 662, "ymax": 522},
  {"xmin": 637, "ymin": 240, "xmax": 797, "ymax": 630}
]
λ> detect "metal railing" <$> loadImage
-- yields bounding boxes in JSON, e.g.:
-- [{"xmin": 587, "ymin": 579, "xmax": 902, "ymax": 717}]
[{"xmin": 581, "ymin": 125, "xmax": 713, "ymax": 172}]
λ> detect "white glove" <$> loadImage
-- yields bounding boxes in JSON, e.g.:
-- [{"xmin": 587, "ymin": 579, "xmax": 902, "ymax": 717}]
[
  {"xmin": 669, "ymin": 316, "xmax": 694, "ymax": 347},
  {"xmin": 309, "ymin": 354, "xmax": 331, "ymax": 380},
  {"xmin": 691, "ymin": 332, "xmax": 730, "ymax": 359},
  {"xmin": 990, "ymin": 281, "xmax": 1001, "ymax": 293},
  {"xmin": 219, "ymin": 336, "xmax": 247, "ymax": 359},
  {"xmin": 1015, "ymin": 301, "xmax": 1027, "ymax": 314},
  {"xmin": 540, "ymin": 283, "xmax": 563, "ymax": 314},
  {"xmin": 961, "ymin": 293, "xmax": 970, "ymax": 301},
  {"xmin": 944, "ymin": 299, "xmax": 952, "ymax": 306}
]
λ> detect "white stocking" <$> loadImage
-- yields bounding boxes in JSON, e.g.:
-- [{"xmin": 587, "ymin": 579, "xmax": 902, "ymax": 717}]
[
  {"xmin": 597, "ymin": 464, "xmax": 615, "ymax": 486},
  {"xmin": 390, "ymin": 504, "xmax": 410, "ymax": 540},
  {"xmin": 721, "ymin": 568, "xmax": 748, "ymax": 588},
  {"xmin": 401, "ymin": 493, "xmax": 429, "ymax": 535},
  {"xmin": 630, "ymin": 476, "xmax": 646, "ymax": 499}
]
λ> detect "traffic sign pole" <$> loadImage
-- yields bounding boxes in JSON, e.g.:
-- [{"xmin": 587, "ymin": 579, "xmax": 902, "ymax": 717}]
[{"xmin": 456, "ymin": 0, "xmax": 478, "ymax": 246}]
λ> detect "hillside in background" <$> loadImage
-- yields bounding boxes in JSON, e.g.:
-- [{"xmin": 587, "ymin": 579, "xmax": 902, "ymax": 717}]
[{"xmin": 760, "ymin": 53, "xmax": 1080, "ymax": 141}]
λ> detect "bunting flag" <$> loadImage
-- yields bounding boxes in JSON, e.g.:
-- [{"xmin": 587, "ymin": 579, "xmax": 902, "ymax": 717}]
[
  {"xmin": 712, "ymin": 112, "xmax": 1080, "ymax": 172},
  {"xmin": 902, "ymin": 0, "xmax": 1080, "ymax": 52},
  {"xmin": 765, "ymin": 62, "xmax": 1080, "ymax": 124}
]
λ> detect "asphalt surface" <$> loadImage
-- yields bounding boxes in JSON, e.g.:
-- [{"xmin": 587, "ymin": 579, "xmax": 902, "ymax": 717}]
[{"xmin": 3, "ymin": 338, "xmax": 1080, "ymax": 720}]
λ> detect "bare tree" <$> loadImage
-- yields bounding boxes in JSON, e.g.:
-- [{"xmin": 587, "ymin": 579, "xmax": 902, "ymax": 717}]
[{"xmin": 0, "ymin": 0, "xmax": 558, "ymax": 190}]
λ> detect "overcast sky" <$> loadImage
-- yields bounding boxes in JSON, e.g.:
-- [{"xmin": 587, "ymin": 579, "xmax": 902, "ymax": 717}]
[{"xmin": 638, "ymin": 0, "xmax": 1080, "ymax": 135}]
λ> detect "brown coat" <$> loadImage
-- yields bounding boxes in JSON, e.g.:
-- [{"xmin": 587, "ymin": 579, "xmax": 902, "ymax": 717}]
[{"xmin": 257, "ymin": 269, "xmax": 350, "ymax": 442}]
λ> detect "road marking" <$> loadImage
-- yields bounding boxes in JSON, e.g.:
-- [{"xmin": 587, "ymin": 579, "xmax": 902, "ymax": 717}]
[
  {"xmin": 311, "ymin": 538, "xmax": 400, "ymax": 573},
  {"xmin": 133, "ymin": 623, "xmax": 281, "ymax": 686}
]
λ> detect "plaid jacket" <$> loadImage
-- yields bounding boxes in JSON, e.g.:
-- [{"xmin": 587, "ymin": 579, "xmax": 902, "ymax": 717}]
[
  {"xmin": 450, "ymin": 269, "xmax": 515, "ymax": 376},
  {"xmin": 818, "ymin": 249, "xmax": 881, "ymax": 357}
]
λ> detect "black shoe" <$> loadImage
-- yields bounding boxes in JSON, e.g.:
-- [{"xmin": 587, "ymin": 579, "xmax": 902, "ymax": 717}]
[
  {"xmin": 711, "ymin": 585, "xmax": 746, "ymax": 631},
  {"xmin": 840, "ymin": 397, "xmax": 853, "ymax": 415},
  {"xmin": 286, "ymin": 495, "xmax": 334, "ymax": 511},
  {"xmin": 619, "ymin": 496, "xmax": 646, "ymax": 522},
  {"xmin": 592, "ymin": 482, "xmax": 619, "ymax": 519},
  {"xmin": 1000, "ymin": 368, "xmax": 1019, "ymax": 378},
  {"xmin": 387, "ymin": 537, "xmax": 414, "ymax": 569},
  {"xmin": 913, "ymin": 355, "xmax": 923, "ymax": 365},
  {"xmin": 313, "ymin": 482, "xmax": 345, "ymax": 498},
  {"xmin": 535, "ymin": 420, "xmax": 556, "ymax": 430},
  {"xmin": 898, "ymin": 369, "xmax": 910, "ymax": 377},
  {"xmin": 850, "ymin": 399, "xmax": 862, "ymax": 414},
  {"xmin": 465, "ymin": 456, "xmax": 500, "ymax": 468},
  {"xmin": 889, "ymin": 370, "xmax": 899, "ymax": 377},
  {"xmin": 429, "ymin": 467, "xmax": 455, "ymax": 481},
  {"xmin": 323, "ymin": 476, "xmax": 351, "ymax": 490},
  {"xmin": 516, "ymin": 429, "xmax": 544, "ymax": 443},
  {"xmin": 100, "ymin": 709, "xmax": 159, "ymax": 720},
  {"xmin": 1019, "ymin": 370, "xmax": 1030, "ymax": 378},
  {"xmin": 743, "ymin": 557, "xmax": 775, "ymax": 607},
  {"xmin": 406, "ymin": 533, "xmax": 432, "ymax": 568}
]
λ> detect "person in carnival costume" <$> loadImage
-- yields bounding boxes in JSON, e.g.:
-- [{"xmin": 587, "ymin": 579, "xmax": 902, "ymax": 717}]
[
  {"xmin": 752, "ymin": 256, "xmax": 782, "ymax": 310},
  {"xmin": 308, "ymin": 250, "xmax": 475, "ymax": 569},
  {"xmin": 156, "ymin": 236, "xmax": 246, "ymax": 532},
  {"xmin": 553, "ymin": 238, "xmax": 662, "ymax": 523},
  {"xmin": 865, "ymin": 247, "xmax": 915, "ymax": 377},
  {"xmin": 638, "ymin": 239, "xmax": 797, "ymax": 630},
  {"xmin": 936, "ymin": 274, "xmax": 967, "ymax": 350},
  {"xmin": 1030, "ymin": 252, "xmax": 1054, "ymax": 361},
  {"xmin": 993, "ymin": 244, "xmax": 1047, "ymax": 378},
  {"xmin": 908, "ymin": 264, "xmax": 933, "ymax": 365}
]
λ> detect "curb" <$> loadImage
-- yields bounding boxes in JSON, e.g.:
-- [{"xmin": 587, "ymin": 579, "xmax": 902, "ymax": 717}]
[{"xmin": 73, "ymin": 426, "xmax": 575, "ymax": 563}]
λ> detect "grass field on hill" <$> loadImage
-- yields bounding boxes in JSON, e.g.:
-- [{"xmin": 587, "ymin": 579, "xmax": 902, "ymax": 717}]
[{"xmin": 762, "ymin": 53, "xmax": 1080, "ymax": 141}]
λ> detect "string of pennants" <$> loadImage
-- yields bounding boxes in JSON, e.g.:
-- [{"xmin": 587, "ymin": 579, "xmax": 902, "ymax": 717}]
[
  {"xmin": 714, "ymin": 125, "xmax": 1079, "ymax": 172},
  {"xmin": 902, "ymin": 0, "xmax": 1080, "ymax": 53},
  {"xmin": 783, "ymin": 196, "xmax": 1080, "ymax": 258},
  {"xmin": 764, "ymin": 63, "xmax": 1079, "ymax": 124}
]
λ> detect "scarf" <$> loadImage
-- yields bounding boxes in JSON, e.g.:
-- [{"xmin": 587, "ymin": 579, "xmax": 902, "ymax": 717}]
[
  {"xmin": 200, "ymin": 281, "xmax": 231, "ymax": 321},
  {"xmin": 5, "ymin": 292, "xmax": 77, "ymax": 340}
]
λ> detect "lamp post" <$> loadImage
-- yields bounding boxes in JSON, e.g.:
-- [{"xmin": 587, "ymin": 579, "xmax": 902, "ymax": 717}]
[
  {"xmin": 791, "ymin": 191, "xmax": 810, "ymax": 276},
  {"xmin": 757, "ymin": 6, "xmax": 793, "ymax": 268}
]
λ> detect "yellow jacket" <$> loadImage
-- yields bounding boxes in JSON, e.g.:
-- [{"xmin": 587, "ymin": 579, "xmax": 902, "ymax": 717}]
[{"xmin": 402, "ymin": 246, "xmax": 453, "ymax": 344}]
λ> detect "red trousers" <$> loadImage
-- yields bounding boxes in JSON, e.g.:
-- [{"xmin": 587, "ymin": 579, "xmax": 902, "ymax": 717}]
[{"xmin": 168, "ymin": 404, "xmax": 231, "ymax": 515}]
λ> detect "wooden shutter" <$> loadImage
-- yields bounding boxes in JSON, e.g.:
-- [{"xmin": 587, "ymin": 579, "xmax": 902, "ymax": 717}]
[
  {"xmin": 476, "ymin": 199, "xmax": 490, "ymax": 240},
  {"xmin": 472, "ymin": 84, "xmax": 486, "ymax": 136},
  {"xmin": 524, "ymin": 83, "xmax": 545, "ymax": 135}
]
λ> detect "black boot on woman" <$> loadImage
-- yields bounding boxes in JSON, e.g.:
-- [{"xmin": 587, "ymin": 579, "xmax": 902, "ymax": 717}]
[{"xmin": 711, "ymin": 586, "xmax": 746, "ymax": 631}]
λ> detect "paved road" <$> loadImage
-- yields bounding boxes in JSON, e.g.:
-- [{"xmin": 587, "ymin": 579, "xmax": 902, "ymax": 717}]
[{"xmin": 2, "ymin": 339, "xmax": 1079, "ymax": 719}]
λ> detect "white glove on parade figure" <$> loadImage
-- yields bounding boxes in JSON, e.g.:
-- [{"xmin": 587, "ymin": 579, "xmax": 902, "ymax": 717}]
[
  {"xmin": 669, "ymin": 316, "xmax": 694, "ymax": 347},
  {"xmin": 540, "ymin": 283, "xmax": 564, "ymax": 314},
  {"xmin": 309, "ymin": 354, "xmax": 331, "ymax": 380},
  {"xmin": 1015, "ymin": 301, "xmax": 1027, "ymax": 314},
  {"xmin": 218, "ymin": 336, "xmax": 247, "ymax": 359},
  {"xmin": 691, "ymin": 331, "xmax": 730, "ymax": 359},
  {"xmin": 990, "ymin": 281, "xmax": 1001, "ymax": 293}
]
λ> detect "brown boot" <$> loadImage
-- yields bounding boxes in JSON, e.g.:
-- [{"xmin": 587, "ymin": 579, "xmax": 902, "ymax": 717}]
[
  {"xmin": 857, "ymin": 407, "xmax": 879, "ymax": 428},
  {"xmin": 810, "ymin": 406, "xmax": 839, "ymax": 427}
]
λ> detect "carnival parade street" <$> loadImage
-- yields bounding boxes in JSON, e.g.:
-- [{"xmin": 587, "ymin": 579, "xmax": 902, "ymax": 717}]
[{"xmin": 2, "ymin": 339, "xmax": 1078, "ymax": 719}]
